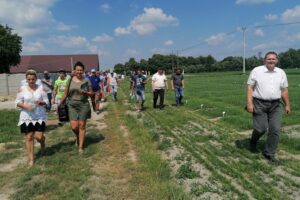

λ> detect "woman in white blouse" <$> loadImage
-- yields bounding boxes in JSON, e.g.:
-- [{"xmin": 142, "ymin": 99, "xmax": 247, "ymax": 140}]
[{"xmin": 15, "ymin": 69, "xmax": 49, "ymax": 166}]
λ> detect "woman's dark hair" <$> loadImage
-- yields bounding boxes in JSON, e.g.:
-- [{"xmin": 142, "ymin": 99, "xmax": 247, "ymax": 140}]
[{"xmin": 73, "ymin": 61, "xmax": 85, "ymax": 70}]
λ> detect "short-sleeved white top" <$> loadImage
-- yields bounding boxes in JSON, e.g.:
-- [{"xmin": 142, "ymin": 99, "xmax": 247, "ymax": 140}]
[
  {"xmin": 152, "ymin": 73, "xmax": 167, "ymax": 89},
  {"xmin": 247, "ymin": 65, "xmax": 288, "ymax": 100},
  {"xmin": 15, "ymin": 85, "xmax": 49, "ymax": 126}
]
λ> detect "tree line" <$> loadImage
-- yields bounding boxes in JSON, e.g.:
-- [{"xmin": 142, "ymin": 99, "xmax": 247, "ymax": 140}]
[{"xmin": 114, "ymin": 48, "xmax": 300, "ymax": 74}]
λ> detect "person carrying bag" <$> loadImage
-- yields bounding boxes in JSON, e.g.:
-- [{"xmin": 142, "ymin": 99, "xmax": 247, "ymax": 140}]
[{"xmin": 57, "ymin": 76, "xmax": 73, "ymax": 122}]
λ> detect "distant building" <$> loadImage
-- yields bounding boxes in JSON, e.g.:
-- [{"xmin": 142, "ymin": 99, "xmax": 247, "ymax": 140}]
[{"xmin": 10, "ymin": 54, "xmax": 99, "ymax": 73}]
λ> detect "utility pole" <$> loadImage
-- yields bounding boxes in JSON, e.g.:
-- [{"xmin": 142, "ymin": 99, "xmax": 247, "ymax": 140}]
[
  {"xmin": 171, "ymin": 51, "xmax": 174, "ymax": 71},
  {"xmin": 242, "ymin": 27, "xmax": 246, "ymax": 74},
  {"xmin": 176, "ymin": 50, "xmax": 179, "ymax": 68}
]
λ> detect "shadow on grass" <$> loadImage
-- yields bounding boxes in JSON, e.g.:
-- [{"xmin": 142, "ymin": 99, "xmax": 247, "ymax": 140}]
[
  {"xmin": 85, "ymin": 133, "xmax": 105, "ymax": 147},
  {"xmin": 235, "ymin": 138, "xmax": 265, "ymax": 153},
  {"xmin": 37, "ymin": 133, "xmax": 105, "ymax": 159},
  {"xmin": 46, "ymin": 124, "xmax": 61, "ymax": 132}
]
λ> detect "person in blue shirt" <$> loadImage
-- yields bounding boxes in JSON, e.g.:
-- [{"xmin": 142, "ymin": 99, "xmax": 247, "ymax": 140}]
[
  {"xmin": 132, "ymin": 69, "xmax": 147, "ymax": 112},
  {"xmin": 88, "ymin": 69, "xmax": 101, "ymax": 113}
]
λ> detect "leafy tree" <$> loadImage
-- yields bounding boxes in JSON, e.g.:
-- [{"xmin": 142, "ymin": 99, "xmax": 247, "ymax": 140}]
[
  {"xmin": 246, "ymin": 56, "xmax": 261, "ymax": 70},
  {"xmin": 219, "ymin": 56, "xmax": 243, "ymax": 71},
  {"xmin": 139, "ymin": 59, "xmax": 148, "ymax": 71},
  {"xmin": 0, "ymin": 24, "xmax": 22, "ymax": 73},
  {"xmin": 279, "ymin": 48, "xmax": 300, "ymax": 69},
  {"xmin": 114, "ymin": 63, "xmax": 125, "ymax": 74},
  {"xmin": 125, "ymin": 57, "xmax": 139, "ymax": 71}
]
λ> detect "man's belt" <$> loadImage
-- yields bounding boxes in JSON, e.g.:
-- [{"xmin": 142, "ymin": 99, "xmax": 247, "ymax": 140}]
[{"xmin": 253, "ymin": 97, "xmax": 280, "ymax": 103}]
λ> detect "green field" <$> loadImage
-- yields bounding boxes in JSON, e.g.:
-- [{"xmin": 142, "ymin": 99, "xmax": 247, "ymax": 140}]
[
  {"xmin": 132, "ymin": 69, "xmax": 300, "ymax": 199},
  {"xmin": 175, "ymin": 69, "xmax": 300, "ymax": 130},
  {"xmin": 1, "ymin": 70, "xmax": 300, "ymax": 199}
]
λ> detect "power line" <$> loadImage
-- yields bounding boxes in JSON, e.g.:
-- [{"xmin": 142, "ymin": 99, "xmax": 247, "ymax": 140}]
[
  {"xmin": 174, "ymin": 21, "xmax": 300, "ymax": 55},
  {"xmin": 253, "ymin": 21, "xmax": 300, "ymax": 29},
  {"xmin": 177, "ymin": 29, "xmax": 239, "ymax": 53}
]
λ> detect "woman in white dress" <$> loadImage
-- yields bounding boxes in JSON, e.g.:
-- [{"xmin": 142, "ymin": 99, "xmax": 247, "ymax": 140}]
[{"xmin": 15, "ymin": 69, "xmax": 49, "ymax": 166}]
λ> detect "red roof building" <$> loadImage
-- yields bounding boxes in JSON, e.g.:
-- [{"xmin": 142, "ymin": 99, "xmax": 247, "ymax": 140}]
[{"xmin": 10, "ymin": 54, "xmax": 99, "ymax": 73}]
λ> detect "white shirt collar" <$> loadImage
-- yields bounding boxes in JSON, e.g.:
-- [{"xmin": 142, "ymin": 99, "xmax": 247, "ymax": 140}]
[{"xmin": 263, "ymin": 65, "xmax": 278, "ymax": 73}]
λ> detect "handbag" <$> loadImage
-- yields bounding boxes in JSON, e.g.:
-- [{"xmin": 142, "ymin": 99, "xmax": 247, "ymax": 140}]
[
  {"xmin": 58, "ymin": 76, "xmax": 73, "ymax": 122},
  {"xmin": 58, "ymin": 101, "xmax": 69, "ymax": 122}
]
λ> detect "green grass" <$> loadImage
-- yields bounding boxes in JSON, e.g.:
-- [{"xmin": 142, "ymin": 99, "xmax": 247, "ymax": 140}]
[
  {"xmin": 119, "ymin": 70, "xmax": 300, "ymax": 199},
  {"xmin": 157, "ymin": 69, "xmax": 300, "ymax": 130},
  {"xmin": 0, "ymin": 109, "xmax": 22, "ymax": 143},
  {"xmin": 11, "ymin": 125, "xmax": 93, "ymax": 200},
  {"xmin": 176, "ymin": 162, "xmax": 199, "ymax": 179},
  {"xmin": 116, "ymin": 90, "xmax": 190, "ymax": 199},
  {"xmin": 1, "ymin": 70, "xmax": 300, "ymax": 199}
]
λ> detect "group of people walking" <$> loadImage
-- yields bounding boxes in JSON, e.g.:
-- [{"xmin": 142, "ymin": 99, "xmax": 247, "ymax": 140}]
[
  {"xmin": 15, "ymin": 61, "xmax": 119, "ymax": 166},
  {"xmin": 15, "ymin": 51, "xmax": 290, "ymax": 166},
  {"xmin": 130, "ymin": 67, "xmax": 185, "ymax": 111}
]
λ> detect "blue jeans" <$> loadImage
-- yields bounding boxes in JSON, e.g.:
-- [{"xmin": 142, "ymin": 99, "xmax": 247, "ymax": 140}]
[
  {"xmin": 110, "ymin": 85, "xmax": 117, "ymax": 101},
  {"xmin": 174, "ymin": 87, "xmax": 184, "ymax": 105},
  {"xmin": 47, "ymin": 93, "xmax": 52, "ymax": 111},
  {"xmin": 135, "ymin": 89, "xmax": 145, "ymax": 103}
]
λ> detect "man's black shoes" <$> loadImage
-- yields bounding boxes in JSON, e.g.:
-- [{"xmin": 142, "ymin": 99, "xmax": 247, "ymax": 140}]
[
  {"xmin": 263, "ymin": 153, "xmax": 280, "ymax": 165},
  {"xmin": 249, "ymin": 139, "xmax": 259, "ymax": 153}
]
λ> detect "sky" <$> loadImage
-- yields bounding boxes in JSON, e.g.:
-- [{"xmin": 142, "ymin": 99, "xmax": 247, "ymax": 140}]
[{"xmin": 1, "ymin": 0, "xmax": 300, "ymax": 70}]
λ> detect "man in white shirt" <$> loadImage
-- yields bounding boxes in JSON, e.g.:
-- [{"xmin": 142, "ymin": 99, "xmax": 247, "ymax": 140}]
[
  {"xmin": 151, "ymin": 68, "xmax": 168, "ymax": 109},
  {"xmin": 246, "ymin": 51, "xmax": 290, "ymax": 163},
  {"xmin": 107, "ymin": 71, "xmax": 118, "ymax": 101}
]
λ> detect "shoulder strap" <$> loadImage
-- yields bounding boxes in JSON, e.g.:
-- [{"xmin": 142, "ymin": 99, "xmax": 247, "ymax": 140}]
[{"xmin": 66, "ymin": 76, "xmax": 73, "ymax": 98}]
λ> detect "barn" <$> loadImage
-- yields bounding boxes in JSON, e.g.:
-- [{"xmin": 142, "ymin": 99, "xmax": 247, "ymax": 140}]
[{"xmin": 10, "ymin": 54, "xmax": 99, "ymax": 73}]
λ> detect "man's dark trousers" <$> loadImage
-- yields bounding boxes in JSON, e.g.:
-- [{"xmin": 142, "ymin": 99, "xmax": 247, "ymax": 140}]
[
  {"xmin": 153, "ymin": 89, "xmax": 165, "ymax": 109},
  {"xmin": 251, "ymin": 98, "xmax": 281, "ymax": 158}
]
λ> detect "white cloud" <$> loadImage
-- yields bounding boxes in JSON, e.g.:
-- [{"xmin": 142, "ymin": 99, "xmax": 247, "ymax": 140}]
[
  {"xmin": 98, "ymin": 50, "xmax": 110, "ymax": 57},
  {"xmin": 49, "ymin": 36, "xmax": 88, "ymax": 48},
  {"xmin": 23, "ymin": 41, "xmax": 45, "ymax": 53},
  {"xmin": 236, "ymin": 0, "xmax": 275, "ymax": 5},
  {"xmin": 252, "ymin": 42, "xmax": 280, "ymax": 51},
  {"xmin": 92, "ymin": 34, "xmax": 113, "ymax": 42},
  {"xmin": 100, "ymin": 3, "xmax": 111, "ymax": 13},
  {"xmin": 0, "ymin": 0, "xmax": 57, "ymax": 36},
  {"xmin": 252, "ymin": 43, "xmax": 269, "ymax": 50},
  {"xmin": 86, "ymin": 43, "xmax": 99, "ymax": 53},
  {"xmin": 56, "ymin": 22, "xmax": 77, "ymax": 31},
  {"xmin": 164, "ymin": 40, "xmax": 174, "ymax": 46},
  {"xmin": 114, "ymin": 7, "xmax": 178, "ymax": 36},
  {"xmin": 151, "ymin": 48, "xmax": 169, "ymax": 54},
  {"xmin": 281, "ymin": 5, "xmax": 300, "ymax": 22},
  {"xmin": 114, "ymin": 27, "xmax": 131, "ymax": 36},
  {"xmin": 265, "ymin": 14, "xmax": 278, "ymax": 21},
  {"xmin": 0, "ymin": 0, "xmax": 77, "ymax": 38},
  {"xmin": 206, "ymin": 33, "xmax": 226, "ymax": 45},
  {"xmin": 254, "ymin": 28, "xmax": 264, "ymax": 36}
]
